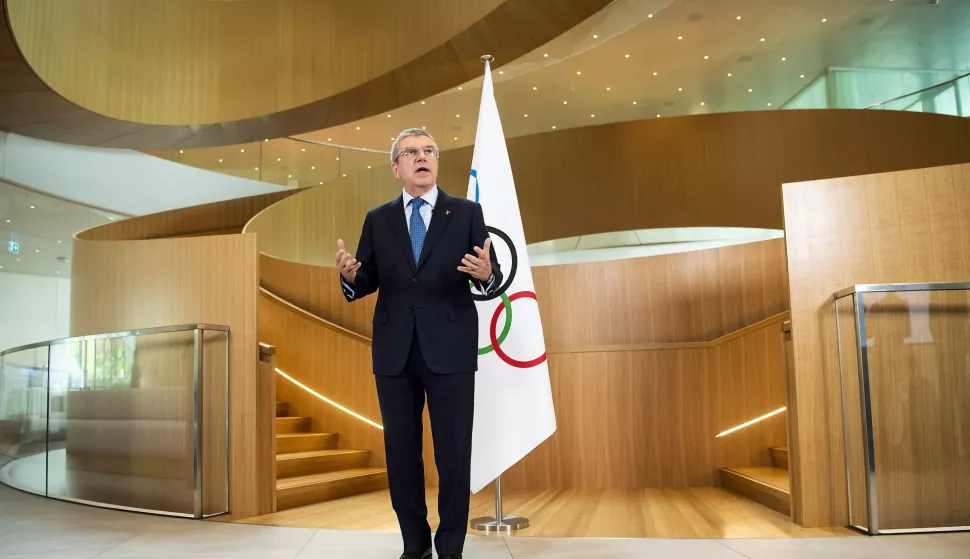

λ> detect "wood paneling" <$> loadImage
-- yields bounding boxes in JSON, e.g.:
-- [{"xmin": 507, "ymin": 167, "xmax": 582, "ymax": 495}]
[
  {"xmin": 69, "ymin": 234, "xmax": 267, "ymax": 518},
  {"xmin": 246, "ymin": 110, "xmax": 970, "ymax": 267},
  {"xmin": 782, "ymin": 161, "xmax": 970, "ymax": 527},
  {"xmin": 237, "ymin": 486, "xmax": 855, "ymax": 539},
  {"xmin": 77, "ymin": 191, "xmax": 298, "ymax": 241},
  {"xmin": 0, "ymin": 0, "xmax": 611, "ymax": 148},
  {"xmin": 259, "ymin": 239, "xmax": 790, "ymax": 346},
  {"xmin": 257, "ymin": 344, "xmax": 278, "ymax": 513},
  {"xmin": 7, "ymin": 0, "xmax": 502, "ymax": 126}
]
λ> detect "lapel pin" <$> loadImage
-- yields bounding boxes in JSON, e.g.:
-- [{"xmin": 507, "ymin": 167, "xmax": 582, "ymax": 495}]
[{"xmin": 445, "ymin": 209, "xmax": 451, "ymax": 215}]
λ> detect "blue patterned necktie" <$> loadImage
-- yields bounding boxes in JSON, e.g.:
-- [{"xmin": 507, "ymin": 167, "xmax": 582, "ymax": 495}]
[{"xmin": 408, "ymin": 197, "xmax": 427, "ymax": 264}]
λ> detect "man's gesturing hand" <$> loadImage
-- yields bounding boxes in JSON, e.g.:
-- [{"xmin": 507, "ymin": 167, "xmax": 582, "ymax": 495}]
[
  {"xmin": 336, "ymin": 239, "xmax": 361, "ymax": 284},
  {"xmin": 458, "ymin": 237, "xmax": 493, "ymax": 281}
]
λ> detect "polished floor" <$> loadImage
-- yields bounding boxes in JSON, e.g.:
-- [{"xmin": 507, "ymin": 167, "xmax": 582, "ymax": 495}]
[
  {"xmin": 3, "ymin": 485, "xmax": 970, "ymax": 558},
  {"xmin": 238, "ymin": 486, "xmax": 852, "ymax": 539}
]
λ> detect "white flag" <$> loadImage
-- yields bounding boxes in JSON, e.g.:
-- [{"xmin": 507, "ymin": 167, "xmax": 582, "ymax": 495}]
[{"xmin": 466, "ymin": 60, "xmax": 556, "ymax": 493}]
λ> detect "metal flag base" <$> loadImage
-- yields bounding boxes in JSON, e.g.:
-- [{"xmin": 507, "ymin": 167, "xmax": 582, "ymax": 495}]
[
  {"xmin": 470, "ymin": 475, "xmax": 528, "ymax": 534},
  {"xmin": 470, "ymin": 515, "xmax": 529, "ymax": 533}
]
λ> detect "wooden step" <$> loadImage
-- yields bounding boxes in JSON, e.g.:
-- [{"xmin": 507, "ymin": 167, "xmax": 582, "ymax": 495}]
[
  {"xmin": 277, "ymin": 468, "xmax": 389, "ymax": 511},
  {"xmin": 277, "ymin": 449, "xmax": 371, "ymax": 478},
  {"xmin": 769, "ymin": 446, "xmax": 789, "ymax": 470},
  {"xmin": 719, "ymin": 466, "xmax": 791, "ymax": 516},
  {"xmin": 276, "ymin": 401, "xmax": 289, "ymax": 418},
  {"xmin": 276, "ymin": 432, "xmax": 339, "ymax": 454},
  {"xmin": 276, "ymin": 416, "xmax": 311, "ymax": 434}
]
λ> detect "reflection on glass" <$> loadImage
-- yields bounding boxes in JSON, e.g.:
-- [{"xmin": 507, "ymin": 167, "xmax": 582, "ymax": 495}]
[
  {"xmin": 0, "ymin": 326, "xmax": 229, "ymax": 518},
  {"xmin": 0, "ymin": 347, "xmax": 50, "ymax": 496},
  {"xmin": 836, "ymin": 286, "xmax": 970, "ymax": 533},
  {"xmin": 836, "ymin": 294, "xmax": 869, "ymax": 532}
]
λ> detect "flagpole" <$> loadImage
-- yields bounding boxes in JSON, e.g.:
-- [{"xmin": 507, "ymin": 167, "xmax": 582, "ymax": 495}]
[{"xmin": 469, "ymin": 53, "xmax": 529, "ymax": 535}]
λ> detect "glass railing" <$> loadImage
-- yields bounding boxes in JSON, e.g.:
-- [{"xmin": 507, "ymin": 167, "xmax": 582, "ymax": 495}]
[
  {"xmin": 144, "ymin": 138, "xmax": 389, "ymax": 189},
  {"xmin": 865, "ymin": 72, "xmax": 970, "ymax": 116},
  {"xmin": 0, "ymin": 324, "xmax": 229, "ymax": 518}
]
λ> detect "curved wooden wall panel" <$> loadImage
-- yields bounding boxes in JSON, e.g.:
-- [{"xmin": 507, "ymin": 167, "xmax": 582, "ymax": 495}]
[
  {"xmin": 0, "ymin": 0, "xmax": 612, "ymax": 148},
  {"xmin": 7, "ymin": 0, "xmax": 502, "ymax": 125},
  {"xmin": 246, "ymin": 110, "xmax": 970, "ymax": 265},
  {"xmin": 260, "ymin": 239, "xmax": 790, "ymax": 346},
  {"xmin": 78, "ymin": 191, "xmax": 298, "ymax": 241},
  {"xmin": 70, "ymin": 234, "xmax": 266, "ymax": 518}
]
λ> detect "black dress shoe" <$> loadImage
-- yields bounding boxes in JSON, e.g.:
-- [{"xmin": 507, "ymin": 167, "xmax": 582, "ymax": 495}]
[{"xmin": 399, "ymin": 549, "xmax": 431, "ymax": 559}]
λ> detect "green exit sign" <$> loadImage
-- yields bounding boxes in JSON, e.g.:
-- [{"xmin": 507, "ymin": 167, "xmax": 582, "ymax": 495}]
[{"xmin": 8, "ymin": 240, "xmax": 19, "ymax": 254}]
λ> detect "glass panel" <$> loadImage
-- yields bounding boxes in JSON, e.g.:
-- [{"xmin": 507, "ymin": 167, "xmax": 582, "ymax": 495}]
[
  {"xmin": 47, "ymin": 331, "xmax": 197, "ymax": 515},
  {"xmin": 862, "ymin": 289, "xmax": 970, "ymax": 531},
  {"xmin": 836, "ymin": 294, "xmax": 869, "ymax": 531},
  {"xmin": 201, "ymin": 329, "xmax": 229, "ymax": 517},
  {"xmin": 0, "ymin": 346, "xmax": 50, "ymax": 496}
]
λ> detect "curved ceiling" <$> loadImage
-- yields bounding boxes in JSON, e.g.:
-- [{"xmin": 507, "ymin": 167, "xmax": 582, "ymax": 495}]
[
  {"xmin": 150, "ymin": 0, "xmax": 970, "ymax": 186},
  {"xmin": 0, "ymin": 0, "xmax": 613, "ymax": 148}
]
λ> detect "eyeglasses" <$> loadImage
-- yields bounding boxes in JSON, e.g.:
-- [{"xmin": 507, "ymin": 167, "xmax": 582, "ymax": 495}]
[{"xmin": 395, "ymin": 146, "xmax": 438, "ymax": 162}]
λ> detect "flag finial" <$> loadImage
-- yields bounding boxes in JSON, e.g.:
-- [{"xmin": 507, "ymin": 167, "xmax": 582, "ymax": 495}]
[{"xmin": 480, "ymin": 54, "xmax": 494, "ymax": 65}]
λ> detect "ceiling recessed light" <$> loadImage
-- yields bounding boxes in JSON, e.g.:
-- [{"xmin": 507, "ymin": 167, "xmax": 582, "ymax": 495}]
[
  {"xmin": 319, "ymin": 181, "xmax": 323, "ymax": 185},
  {"xmin": 563, "ymin": 101, "xmax": 568, "ymax": 105},
  {"xmin": 524, "ymin": 114, "xmax": 529, "ymax": 117},
  {"xmin": 288, "ymin": 174, "xmax": 292, "ymax": 178},
  {"xmin": 498, "ymin": 70, "xmax": 504, "ymax": 75},
  {"xmin": 606, "ymin": 87, "xmax": 611, "ymax": 91},
  {"xmin": 768, "ymin": 103, "xmax": 773, "ymax": 106},
  {"xmin": 56, "ymin": 271, "xmax": 60, "ymax": 275},
  {"xmin": 633, "ymin": 101, "xmax": 638, "ymax": 105},
  {"xmin": 387, "ymin": 114, "xmax": 392, "ymax": 118},
  {"xmin": 336, "ymin": 157, "xmax": 340, "ymax": 161},
  {"xmin": 422, "ymin": 126, "xmax": 426, "ymax": 130},
  {"xmin": 749, "ymin": 88, "xmax": 754, "ymax": 92},
  {"xmin": 264, "ymin": 139, "xmax": 269, "ymax": 142},
  {"xmin": 678, "ymin": 87, "xmax": 683, "ymax": 92},
  {"xmin": 327, "ymin": 137, "xmax": 332, "ymax": 141},
  {"xmin": 29, "ymin": 205, "xmax": 35, "ymax": 209},
  {"xmin": 576, "ymin": 71, "xmax": 582, "ymax": 75},
  {"xmin": 458, "ymin": 86, "xmax": 463, "ymax": 90},
  {"xmin": 342, "ymin": 174, "xmax": 347, "ymax": 178},
  {"xmin": 728, "ymin": 72, "xmax": 733, "ymax": 77},
  {"xmin": 701, "ymin": 102, "xmax": 706, "ymax": 106},
  {"xmin": 254, "ymin": 167, "xmax": 259, "ymax": 170},
  {"xmin": 301, "ymin": 148, "xmax": 306, "ymax": 152},
  {"xmin": 781, "ymin": 57, "xmax": 787, "ymax": 61},
  {"xmin": 356, "ymin": 126, "xmax": 361, "ymax": 130},
  {"xmin": 35, "ymin": 249, "xmax": 39, "ymax": 253},
  {"xmin": 678, "ymin": 36, "xmax": 683, "ymax": 40},
  {"xmin": 218, "ymin": 159, "xmax": 223, "ymax": 163},
  {"xmin": 653, "ymin": 71, "xmax": 658, "ymax": 76},
  {"xmin": 590, "ymin": 114, "xmax": 595, "ymax": 117},
  {"xmin": 455, "ymin": 114, "xmax": 460, "ymax": 118},
  {"xmin": 822, "ymin": 18, "xmax": 827, "ymax": 22},
  {"xmin": 543, "ymin": 53, "xmax": 549, "ymax": 58},
  {"xmin": 277, "ymin": 157, "xmax": 282, "ymax": 161},
  {"xmin": 391, "ymin": 137, "xmax": 395, "ymax": 141},
  {"xmin": 421, "ymin": 101, "xmax": 426, "ymax": 105},
  {"xmin": 760, "ymin": 37, "xmax": 766, "ymax": 42},
  {"xmin": 593, "ymin": 34, "xmax": 598, "ymax": 39},
  {"xmin": 656, "ymin": 114, "xmax": 661, "ymax": 117},
  {"xmin": 179, "ymin": 150, "xmax": 184, "ymax": 154},
  {"xmin": 240, "ymin": 149, "xmax": 245, "ymax": 153},
  {"xmin": 737, "ymin": 15, "xmax": 741, "ymax": 20},
  {"xmin": 551, "ymin": 125, "xmax": 557, "ymax": 129},
  {"xmin": 367, "ymin": 165, "xmax": 371, "ymax": 169},
  {"xmin": 57, "ymin": 240, "xmax": 62, "ymax": 244},
  {"xmin": 625, "ymin": 54, "xmax": 630, "ymax": 59},
  {"xmin": 800, "ymin": 74, "xmax": 806, "ymax": 78},
  {"xmin": 311, "ymin": 166, "xmax": 315, "ymax": 170},
  {"xmin": 704, "ymin": 55, "xmax": 709, "ymax": 60},
  {"xmin": 648, "ymin": 13, "xmax": 653, "ymax": 18},
  {"xmin": 453, "ymin": 137, "xmax": 458, "ymax": 141}
]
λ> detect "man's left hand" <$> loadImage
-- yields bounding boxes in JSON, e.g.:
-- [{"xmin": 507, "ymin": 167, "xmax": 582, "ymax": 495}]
[{"xmin": 459, "ymin": 238, "xmax": 493, "ymax": 281}]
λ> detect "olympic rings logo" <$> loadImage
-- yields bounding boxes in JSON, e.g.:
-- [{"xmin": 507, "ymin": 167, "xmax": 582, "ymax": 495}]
[{"xmin": 470, "ymin": 218, "xmax": 547, "ymax": 369}]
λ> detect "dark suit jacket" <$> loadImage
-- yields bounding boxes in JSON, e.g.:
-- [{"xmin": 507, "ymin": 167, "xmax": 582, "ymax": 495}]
[{"xmin": 340, "ymin": 189, "xmax": 502, "ymax": 376}]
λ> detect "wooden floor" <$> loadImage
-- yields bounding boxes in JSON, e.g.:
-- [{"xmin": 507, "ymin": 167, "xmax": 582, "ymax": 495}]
[{"xmin": 236, "ymin": 486, "xmax": 855, "ymax": 539}]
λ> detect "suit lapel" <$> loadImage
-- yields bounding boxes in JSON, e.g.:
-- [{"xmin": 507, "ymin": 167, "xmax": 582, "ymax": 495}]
[
  {"xmin": 385, "ymin": 196, "xmax": 416, "ymax": 272},
  {"xmin": 416, "ymin": 189, "xmax": 454, "ymax": 272}
]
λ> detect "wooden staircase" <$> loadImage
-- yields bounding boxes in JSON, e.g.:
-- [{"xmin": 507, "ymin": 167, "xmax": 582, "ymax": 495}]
[
  {"xmin": 275, "ymin": 401, "xmax": 388, "ymax": 511},
  {"xmin": 719, "ymin": 446, "xmax": 791, "ymax": 515}
]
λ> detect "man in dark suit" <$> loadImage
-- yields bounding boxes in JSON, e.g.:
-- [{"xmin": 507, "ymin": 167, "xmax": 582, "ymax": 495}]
[{"xmin": 335, "ymin": 128, "xmax": 501, "ymax": 559}]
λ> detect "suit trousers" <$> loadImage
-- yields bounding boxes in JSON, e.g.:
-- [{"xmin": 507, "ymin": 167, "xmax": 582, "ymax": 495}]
[{"xmin": 374, "ymin": 328, "xmax": 475, "ymax": 555}]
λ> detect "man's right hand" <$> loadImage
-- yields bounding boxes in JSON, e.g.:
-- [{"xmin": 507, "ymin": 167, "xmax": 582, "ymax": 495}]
[{"xmin": 336, "ymin": 239, "xmax": 361, "ymax": 284}]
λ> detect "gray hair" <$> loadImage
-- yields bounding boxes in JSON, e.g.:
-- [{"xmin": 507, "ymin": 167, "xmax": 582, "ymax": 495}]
[{"xmin": 390, "ymin": 128, "xmax": 438, "ymax": 163}]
